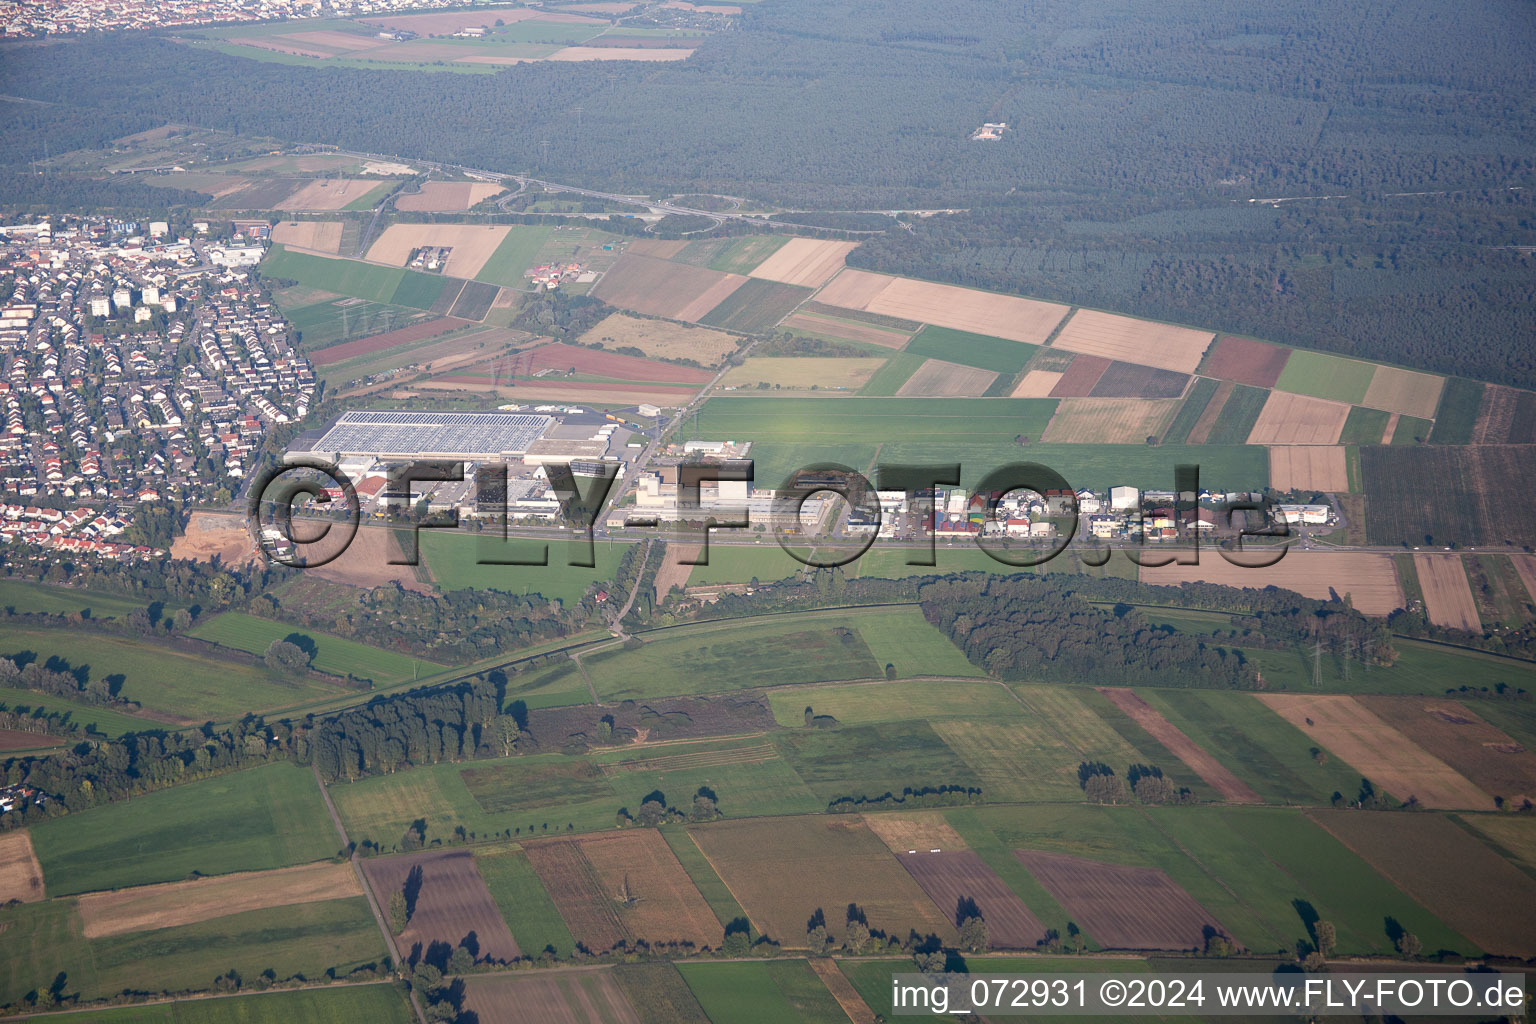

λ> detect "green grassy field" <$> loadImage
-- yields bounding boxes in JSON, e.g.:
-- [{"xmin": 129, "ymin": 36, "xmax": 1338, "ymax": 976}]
[
  {"xmin": 857, "ymin": 351, "xmax": 926, "ymax": 396},
  {"xmin": 262, "ymin": 246, "xmax": 405, "ymax": 304},
  {"xmin": 386, "ymin": 269, "xmax": 451, "ymax": 309},
  {"xmin": 611, "ymin": 961, "xmax": 713, "ymax": 1024},
  {"xmin": 679, "ymin": 544, "xmax": 804, "ymax": 586},
  {"xmin": 1392, "ymin": 414, "xmax": 1434, "ymax": 444},
  {"xmin": 0, "ymin": 580, "xmax": 167, "ymax": 620},
  {"xmin": 282, "ymin": 296, "xmax": 430, "ymax": 351},
  {"xmin": 1428, "ymin": 377, "xmax": 1484, "ymax": 444},
  {"xmin": 502, "ymin": 659, "xmax": 593, "ymax": 711},
  {"xmin": 768, "ymin": 678, "xmax": 1018, "ymax": 727},
  {"xmin": 1203, "ymin": 385, "xmax": 1270, "ymax": 445},
  {"xmin": 419, "ymin": 533, "xmax": 631, "ymax": 604},
  {"xmin": 189, "ymin": 612, "xmax": 440, "ymax": 686},
  {"xmin": 475, "ymin": 846, "xmax": 578, "ymax": 958},
  {"xmin": 0, "ymin": 625, "xmax": 341, "ymax": 721},
  {"xmin": 707, "ymin": 235, "xmax": 790, "ymax": 274},
  {"xmin": 692, "ymin": 396, "xmax": 1059, "ymax": 446},
  {"xmin": 1339, "ymin": 405, "xmax": 1392, "ymax": 445},
  {"xmin": 588, "ymin": 607, "xmax": 977, "ymax": 700},
  {"xmin": 474, "ymin": 225, "xmax": 554, "ymax": 286},
  {"xmin": 29, "ymin": 763, "xmax": 339, "ymax": 896},
  {"xmin": 872, "ymin": 441, "xmax": 1270, "ymax": 493},
  {"xmin": 699, "ymin": 279, "xmax": 814, "ymax": 333},
  {"xmin": 1134, "ymin": 689, "xmax": 1364, "ymax": 804},
  {"xmin": 678, "ymin": 961, "xmax": 847, "ymax": 1024},
  {"xmin": 0, "ymin": 684, "xmax": 161, "ymax": 738},
  {"xmin": 905, "ymin": 325, "xmax": 1037, "ymax": 374},
  {"xmin": 1161, "ymin": 376, "xmax": 1220, "ymax": 444},
  {"xmin": 70, "ymin": 984, "xmax": 413, "ymax": 1023},
  {"xmin": 851, "ymin": 546, "xmax": 1138, "ymax": 580},
  {"xmin": 773, "ymin": 719, "xmax": 981, "ymax": 805},
  {"xmin": 1230, "ymin": 636, "xmax": 1532, "ymax": 696},
  {"xmin": 597, "ymin": 737, "xmax": 822, "ymax": 821},
  {"xmin": 1275, "ymin": 351, "xmax": 1377, "ymax": 405}
]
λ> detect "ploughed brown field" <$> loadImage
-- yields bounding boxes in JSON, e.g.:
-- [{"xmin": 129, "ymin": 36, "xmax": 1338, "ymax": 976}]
[
  {"xmin": 1362, "ymin": 697, "xmax": 1536, "ymax": 807},
  {"xmin": 395, "ymin": 181, "xmax": 507, "ymax": 212},
  {"xmin": 1185, "ymin": 379, "xmax": 1235, "ymax": 444},
  {"xmin": 521, "ymin": 342, "xmax": 714, "ymax": 384},
  {"xmin": 749, "ymin": 238, "xmax": 859, "ymax": 288},
  {"xmin": 1201, "ymin": 336, "xmax": 1292, "ymax": 387},
  {"xmin": 0, "ymin": 729, "xmax": 58, "ymax": 751},
  {"xmin": 897, "ymin": 850, "xmax": 1047, "ymax": 949},
  {"xmin": 1309, "ymin": 810, "xmax": 1536, "ymax": 956},
  {"xmin": 1258, "ymin": 694, "xmax": 1493, "ymax": 809},
  {"xmin": 814, "ymin": 269, "xmax": 1068, "ymax": 346},
  {"xmin": 1047, "ymin": 353, "xmax": 1112, "ymax": 397},
  {"xmin": 1245, "ymin": 390, "xmax": 1351, "ymax": 445},
  {"xmin": 1088, "ymin": 361, "xmax": 1191, "ymax": 400},
  {"xmin": 1137, "ymin": 551, "xmax": 1404, "ymax": 616},
  {"xmin": 270, "ymin": 219, "xmax": 343, "ymax": 254},
  {"xmin": 1361, "ymin": 365, "xmax": 1444, "ymax": 420},
  {"xmin": 0, "ymin": 831, "xmax": 44, "ymax": 903},
  {"xmin": 1268, "ymin": 445, "xmax": 1349, "ymax": 492},
  {"xmin": 78, "ymin": 861, "xmax": 360, "ymax": 938},
  {"xmin": 361, "ymin": 848, "xmax": 521, "ymax": 962},
  {"xmin": 1049, "ymin": 309, "xmax": 1213, "ymax": 375},
  {"xmin": 1412, "ymin": 553, "xmax": 1481, "ymax": 632},
  {"xmin": 782, "ymin": 312, "xmax": 911, "ymax": 349},
  {"xmin": 294, "ymin": 524, "xmax": 436, "ymax": 593},
  {"xmin": 591, "ymin": 254, "xmax": 747, "ymax": 322},
  {"xmin": 525, "ymin": 831, "xmax": 719, "ymax": 952},
  {"xmin": 1095, "ymin": 689, "xmax": 1261, "ymax": 804},
  {"xmin": 461, "ymin": 970, "xmax": 641, "ymax": 1024},
  {"xmin": 309, "ymin": 316, "xmax": 468, "ymax": 366},
  {"xmin": 1015, "ymin": 850, "xmax": 1229, "ymax": 951},
  {"xmin": 895, "ymin": 358, "xmax": 998, "ymax": 397}
]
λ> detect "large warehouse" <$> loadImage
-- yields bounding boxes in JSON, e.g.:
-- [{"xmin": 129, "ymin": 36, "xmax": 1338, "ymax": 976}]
[{"xmin": 305, "ymin": 410, "xmax": 556, "ymax": 460}]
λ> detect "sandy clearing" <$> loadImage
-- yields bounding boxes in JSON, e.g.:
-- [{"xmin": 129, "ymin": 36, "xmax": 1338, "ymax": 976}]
[
  {"xmin": 652, "ymin": 543, "xmax": 699, "ymax": 598},
  {"xmin": 1011, "ymin": 369, "xmax": 1064, "ymax": 397},
  {"xmin": 1258, "ymin": 694, "xmax": 1494, "ymax": 809},
  {"xmin": 1268, "ymin": 445, "xmax": 1349, "ymax": 492},
  {"xmin": 749, "ymin": 239, "xmax": 859, "ymax": 288},
  {"xmin": 1050, "ymin": 309, "xmax": 1213, "ymax": 374},
  {"xmin": 1096, "ymin": 689, "xmax": 1261, "ymax": 803},
  {"xmin": 1413, "ymin": 553, "xmax": 1481, "ymax": 632},
  {"xmin": 1138, "ymin": 551, "xmax": 1404, "ymax": 616},
  {"xmin": 170, "ymin": 511, "xmax": 257, "ymax": 566},
  {"xmin": 78, "ymin": 861, "xmax": 360, "ymax": 938},
  {"xmin": 280, "ymin": 178, "xmax": 384, "ymax": 211},
  {"xmin": 366, "ymin": 223, "xmax": 511, "ymax": 279},
  {"xmin": 1040, "ymin": 397, "xmax": 1181, "ymax": 443},
  {"xmin": 0, "ymin": 831, "xmax": 44, "ymax": 904},
  {"xmin": 895, "ymin": 358, "xmax": 998, "ymax": 397},
  {"xmin": 860, "ymin": 811, "xmax": 968, "ymax": 854},
  {"xmin": 1245, "ymin": 390, "xmax": 1351, "ymax": 444},
  {"xmin": 395, "ymin": 181, "xmax": 507, "ymax": 212},
  {"xmin": 270, "ymin": 220, "xmax": 343, "ymax": 255},
  {"xmin": 1362, "ymin": 365, "xmax": 1445, "ymax": 420},
  {"xmin": 547, "ymin": 46, "xmax": 695, "ymax": 61},
  {"xmin": 781, "ymin": 312, "xmax": 910, "ymax": 349}
]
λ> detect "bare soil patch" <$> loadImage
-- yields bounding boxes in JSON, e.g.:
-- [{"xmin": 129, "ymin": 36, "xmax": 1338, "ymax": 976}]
[
  {"xmin": 1309, "ymin": 809, "xmax": 1536, "ymax": 956},
  {"xmin": 861, "ymin": 811, "xmax": 968, "ymax": 854},
  {"xmin": 1362, "ymin": 365, "xmax": 1444, "ymax": 420},
  {"xmin": 1047, "ymin": 354, "xmax": 1113, "ymax": 397},
  {"xmin": 0, "ymin": 729, "xmax": 61, "ymax": 751},
  {"xmin": 651, "ymin": 544, "xmax": 699, "ymax": 598},
  {"xmin": 1268, "ymin": 445, "xmax": 1349, "ymax": 492},
  {"xmin": 1258, "ymin": 694, "xmax": 1493, "ymax": 809},
  {"xmin": 462, "ymin": 970, "xmax": 641, "ymax": 1024},
  {"xmin": 1138, "ymin": 551, "xmax": 1404, "ymax": 616},
  {"xmin": 899, "ymin": 850, "xmax": 1047, "ymax": 949},
  {"xmin": 367, "ymin": 223, "xmax": 511, "ymax": 279},
  {"xmin": 299, "ymin": 525, "xmax": 435, "ymax": 594},
  {"xmin": 0, "ymin": 832, "xmax": 43, "ymax": 904},
  {"xmin": 782, "ymin": 312, "xmax": 910, "ymax": 349},
  {"xmin": 423, "ymin": 378, "xmax": 697, "ymax": 406},
  {"xmin": 280, "ymin": 178, "xmax": 383, "ymax": 211},
  {"xmin": 750, "ymin": 239, "xmax": 858, "ymax": 288},
  {"xmin": 1016, "ymin": 850, "xmax": 1229, "ymax": 951},
  {"xmin": 271, "ymin": 220, "xmax": 343, "ymax": 254},
  {"xmin": 1413, "ymin": 553, "xmax": 1481, "ymax": 631},
  {"xmin": 1246, "ymin": 391, "xmax": 1351, "ymax": 444},
  {"xmin": 1511, "ymin": 555, "xmax": 1536, "ymax": 610},
  {"xmin": 1050, "ymin": 310, "xmax": 1213, "ymax": 374},
  {"xmin": 1096, "ymin": 689, "xmax": 1261, "ymax": 803},
  {"xmin": 1089, "ymin": 361, "xmax": 1191, "ymax": 400},
  {"xmin": 1201, "ymin": 336, "xmax": 1291, "ymax": 387},
  {"xmin": 850, "ymin": 271, "xmax": 1070, "ymax": 345},
  {"xmin": 592, "ymin": 254, "xmax": 747, "ymax": 322},
  {"xmin": 80, "ymin": 860, "xmax": 359, "ymax": 939},
  {"xmin": 1041, "ymin": 397, "xmax": 1180, "ymax": 443},
  {"xmin": 395, "ymin": 181, "xmax": 506, "ymax": 212},
  {"xmin": 171, "ymin": 512, "xmax": 256, "ymax": 567},
  {"xmin": 361, "ymin": 848, "xmax": 520, "ymax": 961},
  {"xmin": 895, "ymin": 358, "xmax": 998, "ymax": 397},
  {"xmin": 1363, "ymin": 697, "xmax": 1536, "ymax": 807},
  {"xmin": 1010, "ymin": 370, "xmax": 1064, "ymax": 398}
]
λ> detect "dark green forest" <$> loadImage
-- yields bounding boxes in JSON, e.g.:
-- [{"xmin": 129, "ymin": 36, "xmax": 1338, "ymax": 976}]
[{"xmin": 1, "ymin": 0, "xmax": 1532, "ymax": 381}]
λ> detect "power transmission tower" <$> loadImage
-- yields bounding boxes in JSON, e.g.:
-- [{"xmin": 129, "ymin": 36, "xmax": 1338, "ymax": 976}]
[
  {"xmin": 574, "ymin": 105, "xmax": 584, "ymax": 130},
  {"xmin": 1312, "ymin": 639, "xmax": 1325, "ymax": 689},
  {"xmin": 538, "ymin": 140, "xmax": 551, "ymax": 167}
]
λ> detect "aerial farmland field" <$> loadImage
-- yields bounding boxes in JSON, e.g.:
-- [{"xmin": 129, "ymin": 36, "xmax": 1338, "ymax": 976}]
[
  {"xmin": 1048, "ymin": 309, "xmax": 1213, "ymax": 374},
  {"xmin": 189, "ymin": 611, "xmax": 441, "ymax": 685},
  {"xmin": 1274, "ymin": 350, "xmax": 1378, "ymax": 405}
]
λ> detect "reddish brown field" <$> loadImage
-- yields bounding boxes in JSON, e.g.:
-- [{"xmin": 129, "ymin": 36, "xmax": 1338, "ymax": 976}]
[
  {"xmin": 526, "ymin": 831, "xmax": 720, "ymax": 952},
  {"xmin": 310, "ymin": 317, "xmax": 468, "ymax": 366},
  {"xmin": 522, "ymin": 342, "xmax": 714, "ymax": 384},
  {"xmin": 1412, "ymin": 553, "xmax": 1481, "ymax": 632},
  {"xmin": 1048, "ymin": 354, "xmax": 1113, "ymax": 397},
  {"xmin": 361, "ymin": 849, "xmax": 521, "ymax": 962},
  {"xmin": 1096, "ymin": 689, "xmax": 1262, "ymax": 803},
  {"xmin": 1089, "ymin": 361, "xmax": 1191, "ymax": 400},
  {"xmin": 897, "ymin": 850, "xmax": 1047, "ymax": 949},
  {"xmin": 0, "ymin": 831, "xmax": 44, "ymax": 903},
  {"xmin": 299, "ymin": 525, "xmax": 435, "ymax": 594},
  {"xmin": 0, "ymin": 729, "xmax": 59, "ymax": 751},
  {"xmin": 1363, "ymin": 696, "xmax": 1536, "ymax": 807},
  {"xmin": 1016, "ymin": 850, "xmax": 1229, "ymax": 951},
  {"xmin": 1309, "ymin": 810, "xmax": 1536, "ymax": 956},
  {"xmin": 1202, "ymin": 336, "xmax": 1292, "ymax": 387},
  {"xmin": 591, "ymin": 254, "xmax": 747, "ymax": 322},
  {"xmin": 461, "ymin": 970, "xmax": 641, "ymax": 1024},
  {"xmin": 1512, "ymin": 554, "xmax": 1536, "ymax": 610},
  {"xmin": 651, "ymin": 543, "xmax": 699, "ymax": 597}
]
